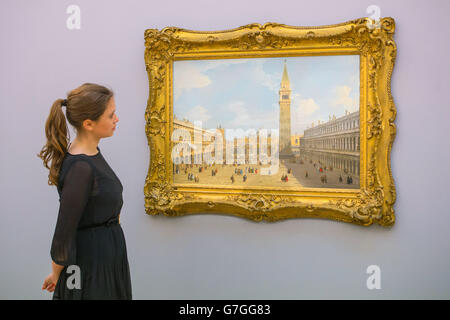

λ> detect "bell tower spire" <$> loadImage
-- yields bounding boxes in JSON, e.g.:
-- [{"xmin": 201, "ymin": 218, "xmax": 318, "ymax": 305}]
[{"xmin": 278, "ymin": 60, "xmax": 293, "ymax": 158}]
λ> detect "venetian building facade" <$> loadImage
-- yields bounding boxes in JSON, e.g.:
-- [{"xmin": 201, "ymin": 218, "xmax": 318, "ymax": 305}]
[
  {"xmin": 279, "ymin": 61, "xmax": 293, "ymax": 157},
  {"xmin": 173, "ymin": 117, "xmax": 275, "ymax": 165},
  {"xmin": 300, "ymin": 110, "xmax": 360, "ymax": 175},
  {"xmin": 172, "ymin": 117, "xmax": 217, "ymax": 164}
]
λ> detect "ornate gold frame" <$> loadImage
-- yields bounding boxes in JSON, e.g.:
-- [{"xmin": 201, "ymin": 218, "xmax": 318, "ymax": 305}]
[{"xmin": 144, "ymin": 17, "xmax": 396, "ymax": 227}]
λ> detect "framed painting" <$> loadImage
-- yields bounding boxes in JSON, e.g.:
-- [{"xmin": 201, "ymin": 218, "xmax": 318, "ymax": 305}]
[{"xmin": 144, "ymin": 17, "xmax": 397, "ymax": 226}]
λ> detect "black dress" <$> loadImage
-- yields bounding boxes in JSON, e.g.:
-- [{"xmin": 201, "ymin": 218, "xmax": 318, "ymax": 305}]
[{"xmin": 50, "ymin": 145, "xmax": 132, "ymax": 300}]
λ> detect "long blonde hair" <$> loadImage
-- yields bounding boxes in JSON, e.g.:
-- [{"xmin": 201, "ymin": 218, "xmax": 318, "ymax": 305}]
[{"xmin": 37, "ymin": 83, "xmax": 114, "ymax": 186}]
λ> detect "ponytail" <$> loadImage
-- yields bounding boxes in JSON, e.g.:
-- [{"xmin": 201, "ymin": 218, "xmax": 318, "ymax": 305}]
[{"xmin": 37, "ymin": 98, "xmax": 71, "ymax": 186}]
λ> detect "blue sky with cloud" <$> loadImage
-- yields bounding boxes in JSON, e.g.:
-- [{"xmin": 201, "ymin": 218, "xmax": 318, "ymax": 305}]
[{"xmin": 173, "ymin": 55, "xmax": 359, "ymax": 136}]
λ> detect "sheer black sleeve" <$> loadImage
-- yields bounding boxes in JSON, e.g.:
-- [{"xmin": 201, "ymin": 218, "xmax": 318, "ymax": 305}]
[{"xmin": 50, "ymin": 160, "xmax": 93, "ymax": 266}]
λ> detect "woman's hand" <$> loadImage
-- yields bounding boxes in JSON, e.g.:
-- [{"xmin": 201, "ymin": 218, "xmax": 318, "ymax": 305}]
[{"xmin": 42, "ymin": 272, "xmax": 59, "ymax": 293}]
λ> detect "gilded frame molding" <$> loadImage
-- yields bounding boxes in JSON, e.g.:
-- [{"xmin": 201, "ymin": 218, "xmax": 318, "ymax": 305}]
[{"xmin": 143, "ymin": 17, "xmax": 396, "ymax": 227}]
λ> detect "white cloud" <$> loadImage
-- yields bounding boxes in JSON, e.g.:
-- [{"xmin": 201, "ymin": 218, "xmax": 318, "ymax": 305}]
[
  {"xmin": 222, "ymin": 101, "xmax": 277, "ymax": 132},
  {"xmin": 298, "ymin": 98, "xmax": 319, "ymax": 116},
  {"xmin": 331, "ymin": 85, "xmax": 358, "ymax": 113},
  {"xmin": 173, "ymin": 64, "xmax": 211, "ymax": 101},
  {"xmin": 291, "ymin": 94, "xmax": 321, "ymax": 135},
  {"xmin": 292, "ymin": 93, "xmax": 320, "ymax": 119},
  {"xmin": 173, "ymin": 59, "xmax": 251, "ymax": 101}
]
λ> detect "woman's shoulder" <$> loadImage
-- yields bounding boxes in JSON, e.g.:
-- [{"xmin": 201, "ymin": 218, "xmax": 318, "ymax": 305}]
[{"xmin": 59, "ymin": 155, "xmax": 97, "ymax": 184}]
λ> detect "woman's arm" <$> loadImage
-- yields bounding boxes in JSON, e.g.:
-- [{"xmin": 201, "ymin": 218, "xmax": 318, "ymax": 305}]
[
  {"xmin": 44, "ymin": 160, "xmax": 93, "ymax": 293},
  {"xmin": 52, "ymin": 260, "xmax": 64, "ymax": 275},
  {"xmin": 50, "ymin": 160, "xmax": 93, "ymax": 266}
]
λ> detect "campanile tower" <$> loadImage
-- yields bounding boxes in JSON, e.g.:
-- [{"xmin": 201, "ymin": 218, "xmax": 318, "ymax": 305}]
[{"xmin": 279, "ymin": 60, "xmax": 293, "ymax": 158}]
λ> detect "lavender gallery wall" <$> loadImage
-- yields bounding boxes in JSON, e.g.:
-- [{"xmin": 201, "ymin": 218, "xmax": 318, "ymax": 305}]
[{"xmin": 0, "ymin": 0, "xmax": 449, "ymax": 299}]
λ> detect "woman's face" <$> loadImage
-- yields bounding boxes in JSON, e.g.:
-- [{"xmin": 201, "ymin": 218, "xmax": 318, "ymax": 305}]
[{"xmin": 92, "ymin": 97, "xmax": 119, "ymax": 138}]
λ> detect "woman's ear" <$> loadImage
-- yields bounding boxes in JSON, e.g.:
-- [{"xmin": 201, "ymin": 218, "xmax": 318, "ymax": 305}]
[{"xmin": 82, "ymin": 119, "xmax": 95, "ymax": 131}]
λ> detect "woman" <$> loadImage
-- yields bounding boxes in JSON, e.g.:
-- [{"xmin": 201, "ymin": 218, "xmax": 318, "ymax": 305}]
[{"xmin": 38, "ymin": 83, "xmax": 132, "ymax": 299}]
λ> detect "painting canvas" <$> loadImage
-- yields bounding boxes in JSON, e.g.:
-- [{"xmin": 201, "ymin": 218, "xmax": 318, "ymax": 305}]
[{"xmin": 172, "ymin": 55, "xmax": 360, "ymax": 189}]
